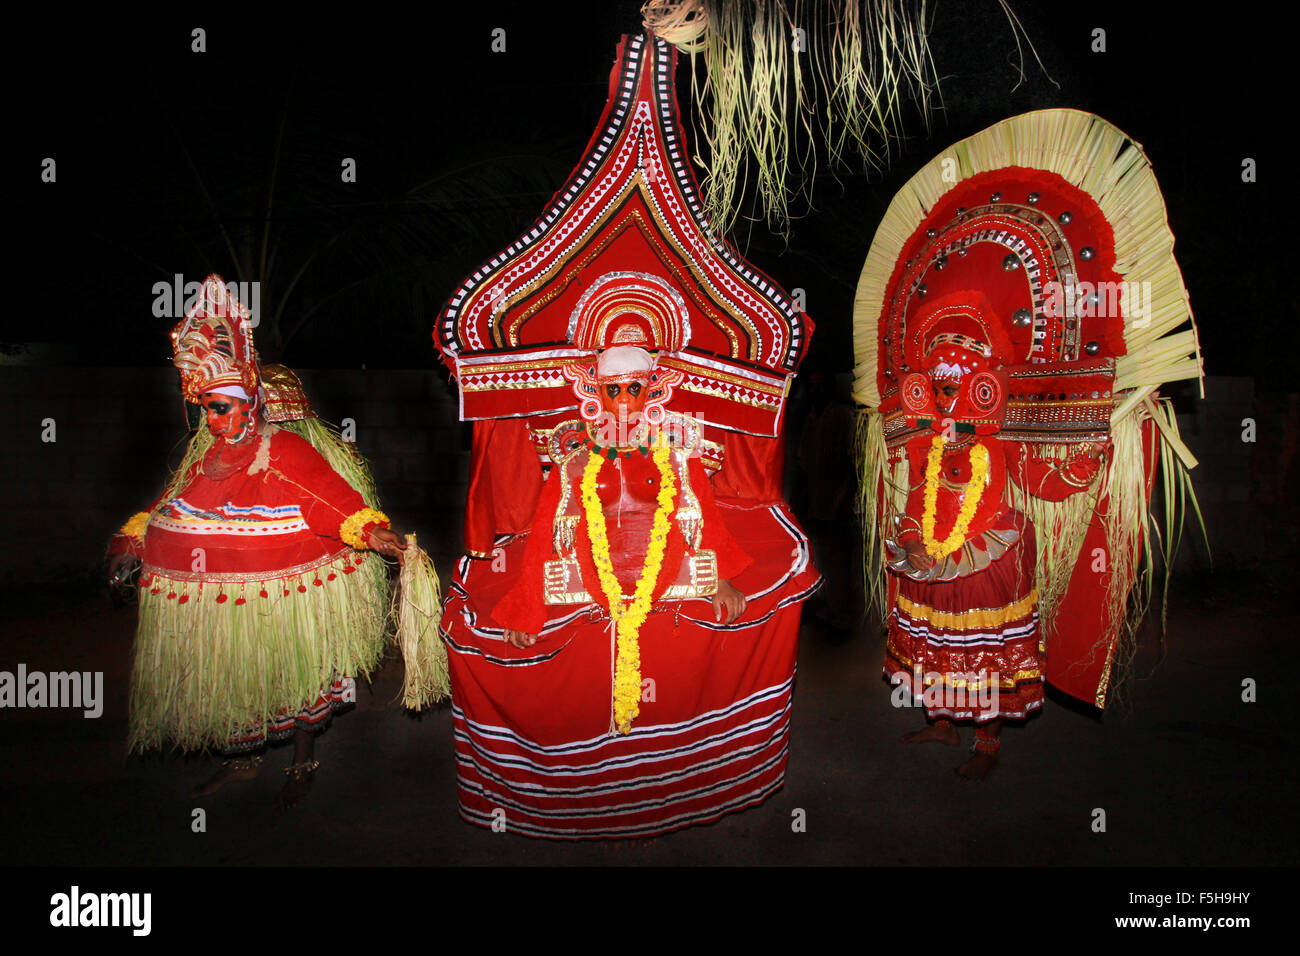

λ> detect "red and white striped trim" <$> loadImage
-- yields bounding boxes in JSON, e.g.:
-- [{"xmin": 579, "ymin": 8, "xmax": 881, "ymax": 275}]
[{"xmin": 453, "ymin": 676, "xmax": 794, "ymax": 839}]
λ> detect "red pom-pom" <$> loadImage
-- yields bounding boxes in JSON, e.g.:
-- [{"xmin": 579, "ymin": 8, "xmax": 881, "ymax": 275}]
[
  {"xmin": 327, "ymin": 573, "xmax": 337, "ymax": 581},
  {"xmin": 178, "ymin": 594, "xmax": 190, "ymax": 604},
  {"xmin": 354, "ymin": 556, "xmax": 364, "ymax": 565},
  {"xmin": 150, "ymin": 588, "xmax": 160, "ymax": 595},
  {"xmin": 283, "ymin": 588, "xmax": 291, "ymax": 596},
  {"xmin": 342, "ymin": 566, "xmax": 355, "ymax": 575},
  {"xmin": 216, "ymin": 593, "xmax": 228, "ymax": 604},
  {"xmin": 166, "ymin": 592, "xmax": 176, "ymax": 600},
  {"xmin": 259, "ymin": 589, "xmax": 269, "ymax": 599},
  {"xmin": 297, "ymin": 584, "xmax": 307, "ymax": 593},
  {"xmin": 313, "ymin": 578, "xmax": 323, "ymax": 587},
  {"xmin": 234, "ymin": 597, "xmax": 246, "ymax": 606}
]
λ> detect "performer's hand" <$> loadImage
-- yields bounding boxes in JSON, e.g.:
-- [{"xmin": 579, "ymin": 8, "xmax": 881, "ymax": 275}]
[
  {"xmin": 108, "ymin": 553, "xmax": 138, "ymax": 588},
  {"xmin": 903, "ymin": 538, "xmax": 934, "ymax": 572},
  {"xmin": 712, "ymin": 579, "xmax": 747, "ymax": 625},
  {"xmin": 368, "ymin": 527, "xmax": 408, "ymax": 564},
  {"xmin": 504, "ymin": 629, "xmax": 538, "ymax": 649}
]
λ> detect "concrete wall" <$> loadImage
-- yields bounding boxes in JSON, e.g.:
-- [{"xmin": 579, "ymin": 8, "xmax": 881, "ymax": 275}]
[
  {"xmin": 1, "ymin": 366, "xmax": 469, "ymax": 592},
  {"xmin": 1173, "ymin": 376, "xmax": 1296, "ymax": 571},
  {"xmin": 0, "ymin": 368, "xmax": 1290, "ymax": 593}
]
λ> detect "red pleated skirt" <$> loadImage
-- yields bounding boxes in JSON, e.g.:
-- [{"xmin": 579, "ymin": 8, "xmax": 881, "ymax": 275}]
[
  {"xmin": 884, "ymin": 510, "xmax": 1044, "ymax": 722},
  {"xmin": 442, "ymin": 503, "xmax": 820, "ymax": 839}
]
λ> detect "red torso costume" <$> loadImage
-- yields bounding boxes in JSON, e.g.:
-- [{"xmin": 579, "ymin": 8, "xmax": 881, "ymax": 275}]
[
  {"xmin": 492, "ymin": 447, "xmax": 751, "ymax": 635},
  {"xmin": 124, "ymin": 423, "xmax": 390, "ymax": 755},
  {"xmin": 142, "ymin": 428, "xmax": 373, "ymax": 581},
  {"xmin": 898, "ymin": 435, "xmax": 1008, "ymax": 545}
]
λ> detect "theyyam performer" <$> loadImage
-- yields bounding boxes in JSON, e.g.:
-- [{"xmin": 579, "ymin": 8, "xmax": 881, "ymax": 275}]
[
  {"xmin": 436, "ymin": 34, "xmax": 821, "ymax": 838},
  {"xmin": 109, "ymin": 275, "xmax": 445, "ymax": 806},
  {"xmin": 854, "ymin": 109, "xmax": 1204, "ymax": 777}
]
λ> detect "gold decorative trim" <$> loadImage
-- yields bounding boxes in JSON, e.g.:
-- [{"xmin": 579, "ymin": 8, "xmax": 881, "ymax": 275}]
[
  {"xmin": 665, "ymin": 362, "xmax": 788, "ymax": 395},
  {"xmin": 141, "ymin": 547, "xmax": 358, "ymax": 585},
  {"xmin": 543, "ymin": 551, "xmax": 719, "ymax": 604},
  {"xmin": 896, "ymin": 589, "xmax": 1039, "ymax": 630},
  {"xmin": 888, "ymin": 648, "xmax": 1042, "ymax": 689},
  {"xmin": 677, "ymin": 380, "xmax": 782, "ymax": 409},
  {"xmin": 675, "ymin": 447, "xmax": 703, "ymax": 548},
  {"xmin": 460, "ymin": 376, "xmax": 568, "ymax": 392}
]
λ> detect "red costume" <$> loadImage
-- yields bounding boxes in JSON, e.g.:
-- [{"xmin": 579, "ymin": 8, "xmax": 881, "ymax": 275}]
[
  {"xmin": 855, "ymin": 110, "xmax": 1204, "ymax": 730},
  {"xmin": 435, "ymin": 35, "xmax": 820, "ymax": 838},
  {"xmin": 114, "ymin": 277, "xmax": 393, "ymax": 754}
]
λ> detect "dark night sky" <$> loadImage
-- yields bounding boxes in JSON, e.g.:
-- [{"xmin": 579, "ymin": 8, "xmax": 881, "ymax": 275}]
[{"xmin": 13, "ymin": 2, "xmax": 1289, "ymax": 391}]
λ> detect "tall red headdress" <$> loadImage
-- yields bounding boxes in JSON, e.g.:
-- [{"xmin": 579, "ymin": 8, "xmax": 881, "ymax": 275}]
[
  {"xmin": 435, "ymin": 34, "xmax": 812, "ymax": 440},
  {"xmin": 171, "ymin": 274, "xmax": 260, "ymax": 403}
]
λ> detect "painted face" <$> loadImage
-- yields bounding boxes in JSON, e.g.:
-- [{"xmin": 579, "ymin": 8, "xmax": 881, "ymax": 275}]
[
  {"xmin": 598, "ymin": 377, "xmax": 649, "ymax": 420},
  {"xmin": 200, "ymin": 392, "xmax": 256, "ymax": 442},
  {"xmin": 932, "ymin": 381, "xmax": 960, "ymax": 414}
]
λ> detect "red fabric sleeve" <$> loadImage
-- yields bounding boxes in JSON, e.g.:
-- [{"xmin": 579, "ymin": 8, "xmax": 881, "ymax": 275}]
[
  {"xmin": 465, "ymin": 419, "xmax": 545, "ymax": 558},
  {"xmin": 695, "ymin": 456, "xmax": 753, "ymax": 580},
  {"xmin": 265, "ymin": 431, "xmax": 371, "ymax": 540},
  {"xmin": 489, "ymin": 465, "xmax": 564, "ymax": 635},
  {"xmin": 712, "ymin": 431, "xmax": 785, "ymax": 504}
]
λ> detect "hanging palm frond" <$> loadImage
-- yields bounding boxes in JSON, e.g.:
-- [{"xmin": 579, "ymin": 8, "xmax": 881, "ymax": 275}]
[{"xmin": 644, "ymin": 0, "xmax": 982, "ymax": 235}]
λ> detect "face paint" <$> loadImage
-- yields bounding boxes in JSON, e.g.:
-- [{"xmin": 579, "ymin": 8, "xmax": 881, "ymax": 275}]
[
  {"xmin": 200, "ymin": 392, "xmax": 256, "ymax": 443},
  {"xmin": 599, "ymin": 378, "xmax": 649, "ymax": 418},
  {"xmin": 933, "ymin": 382, "xmax": 960, "ymax": 415},
  {"xmin": 591, "ymin": 377, "xmax": 650, "ymax": 448}
]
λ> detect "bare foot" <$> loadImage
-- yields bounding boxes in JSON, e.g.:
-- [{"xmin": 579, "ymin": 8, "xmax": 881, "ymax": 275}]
[
  {"xmin": 276, "ymin": 760, "xmax": 319, "ymax": 809},
  {"xmin": 189, "ymin": 756, "xmax": 262, "ymax": 798},
  {"xmin": 901, "ymin": 721, "xmax": 960, "ymax": 746},
  {"xmin": 953, "ymin": 751, "xmax": 998, "ymax": 780}
]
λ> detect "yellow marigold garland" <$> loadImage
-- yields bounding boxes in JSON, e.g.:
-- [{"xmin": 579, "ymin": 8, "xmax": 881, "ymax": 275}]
[
  {"xmin": 921, "ymin": 435, "xmax": 990, "ymax": 560},
  {"xmin": 119, "ymin": 511, "xmax": 151, "ymax": 539},
  {"xmin": 340, "ymin": 507, "xmax": 390, "ymax": 549},
  {"xmin": 581, "ymin": 439, "xmax": 677, "ymax": 734}
]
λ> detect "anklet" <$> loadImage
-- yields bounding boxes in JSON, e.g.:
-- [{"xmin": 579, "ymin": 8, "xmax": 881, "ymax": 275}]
[
  {"xmin": 283, "ymin": 759, "xmax": 320, "ymax": 782},
  {"xmin": 221, "ymin": 755, "xmax": 263, "ymax": 771}
]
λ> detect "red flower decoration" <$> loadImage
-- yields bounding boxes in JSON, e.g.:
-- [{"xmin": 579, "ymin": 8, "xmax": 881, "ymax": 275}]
[
  {"xmin": 342, "ymin": 566, "xmax": 355, "ymax": 575},
  {"xmin": 216, "ymin": 593, "xmax": 228, "ymax": 604},
  {"xmin": 167, "ymin": 592, "xmax": 177, "ymax": 600},
  {"xmin": 327, "ymin": 573, "xmax": 337, "ymax": 581},
  {"xmin": 178, "ymin": 594, "xmax": 190, "ymax": 604},
  {"xmin": 234, "ymin": 597, "xmax": 246, "ymax": 606},
  {"xmin": 260, "ymin": 589, "xmax": 269, "ymax": 599},
  {"xmin": 313, "ymin": 578, "xmax": 323, "ymax": 587},
  {"xmin": 297, "ymin": 584, "xmax": 307, "ymax": 593}
]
